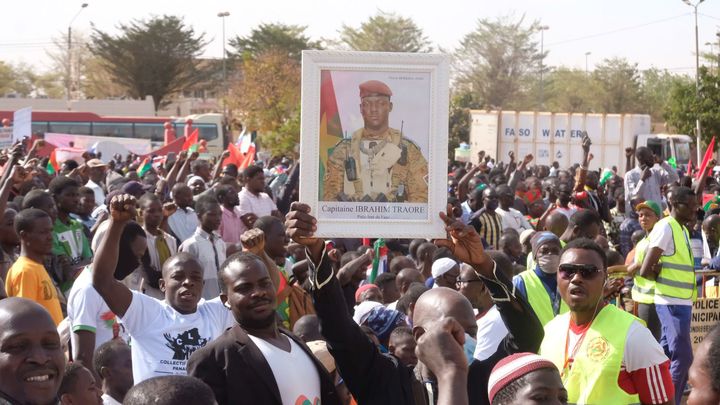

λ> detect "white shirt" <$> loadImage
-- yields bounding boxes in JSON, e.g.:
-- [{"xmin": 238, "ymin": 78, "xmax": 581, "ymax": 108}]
[
  {"xmin": 167, "ymin": 207, "xmax": 199, "ymax": 243},
  {"xmin": 179, "ymin": 228, "xmax": 227, "ymax": 300},
  {"xmin": 248, "ymin": 334, "xmax": 321, "ymax": 405},
  {"xmin": 145, "ymin": 229, "xmax": 178, "ymax": 272},
  {"xmin": 119, "ymin": 291, "xmax": 234, "ymax": 382},
  {"xmin": 495, "ymin": 207, "xmax": 532, "ymax": 233},
  {"xmin": 647, "ymin": 220, "xmax": 693, "ymax": 306},
  {"xmin": 238, "ymin": 188, "xmax": 278, "ymax": 220},
  {"xmin": 461, "ymin": 201, "xmax": 473, "ymax": 225},
  {"xmin": 101, "ymin": 393, "xmax": 122, "ymax": 405},
  {"xmin": 474, "ymin": 306, "xmax": 508, "ymax": 361},
  {"xmin": 86, "ymin": 179, "xmax": 106, "ymax": 206},
  {"xmin": 91, "ymin": 220, "xmax": 110, "ymax": 253},
  {"xmin": 67, "ymin": 268, "xmax": 129, "ymax": 357}
]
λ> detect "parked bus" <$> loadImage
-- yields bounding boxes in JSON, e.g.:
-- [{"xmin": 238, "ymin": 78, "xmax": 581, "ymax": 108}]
[{"xmin": 0, "ymin": 111, "xmax": 227, "ymax": 155}]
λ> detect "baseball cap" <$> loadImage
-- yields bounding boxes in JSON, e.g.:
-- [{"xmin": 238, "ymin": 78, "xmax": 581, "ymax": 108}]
[
  {"xmin": 122, "ymin": 181, "xmax": 151, "ymax": 196},
  {"xmin": 636, "ymin": 200, "xmax": 662, "ymax": 218}
]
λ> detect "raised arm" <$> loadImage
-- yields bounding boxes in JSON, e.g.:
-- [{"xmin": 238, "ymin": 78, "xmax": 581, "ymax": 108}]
[
  {"xmin": 508, "ymin": 153, "xmax": 533, "ymax": 191},
  {"xmin": 336, "ymin": 249, "xmax": 373, "ymax": 286},
  {"xmin": 211, "ymin": 150, "xmax": 231, "ymax": 181},
  {"xmin": 175, "ymin": 151, "xmax": 197, "ymax": 185},
  {"xmin": 91, "ymin": 194, "xmax": 136, "ymax": 317},
  {"xmin": 456, "ymin": 164, "xmax": 482, "ymax": 201},
  {"xmin": 240, "ymin": 228, "xmax": 281, "ymax": 292},
  {"xmin": 435, "ymin": 212, "xmax": 544, "ymax": 354},
  {"xmin": 285, "ymin": 202, "xmax": 404, "ymax": 402}
]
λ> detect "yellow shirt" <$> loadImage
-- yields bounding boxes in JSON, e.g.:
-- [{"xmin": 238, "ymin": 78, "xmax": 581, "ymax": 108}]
[{"xmin": 5, "ymin": 256, "xmax": 64, "ymax": 325}]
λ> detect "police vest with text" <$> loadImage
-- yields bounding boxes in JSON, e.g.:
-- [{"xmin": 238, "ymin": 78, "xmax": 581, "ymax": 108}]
[
  {"xmin": 541, "ymin": 305, "xmax": 641, "ymax": 405},
  {"xmin": 655, "ymin": 216, "xmax": 696, "ymax": 301}
]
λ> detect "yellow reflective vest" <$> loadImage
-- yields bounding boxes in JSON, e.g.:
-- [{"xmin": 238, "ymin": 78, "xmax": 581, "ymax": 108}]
[
  {"xmin": 654, "ymin": 216, "xmax": 696, "ymax": 302},
  {"xmin": 631, "ymin": 237, "xmax": 656, "ymax": 304},
  {"xmin": 518, "ymin": 269, "xmax": 569, "ymax": 326},
  {"xmin": 541, "ymin": 305, "xmax": 641, "ymax": 405}
]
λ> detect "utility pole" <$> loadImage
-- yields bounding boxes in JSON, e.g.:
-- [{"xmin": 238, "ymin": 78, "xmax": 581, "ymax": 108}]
[
  {"xmin": 66, "ymin": 3, "xmax": 88, "ymax": 106},
  {"xmin": 683, "ymin": 0, "xmax": 705, "ymax": 163},
  {"xmin": 217, "ymin": 11, "xmax": 230, "ymax": 119},
  {"xmin": 538, "ymin": 25, "xmax": 549, "ymax": 111}
]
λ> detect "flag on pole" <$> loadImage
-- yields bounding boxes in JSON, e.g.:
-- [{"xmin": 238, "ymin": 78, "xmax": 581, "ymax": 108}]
[
  {"xmin": 368, "ymin": 238, "xmax": 388, "ymax": 284},
  {"xmin": 696, "ymin": 136, "xmax": 716, "ymax": 180},
  {"xmin": 46, "ymin": 149, "xmax": 59, "ymax": 175},
  {"xmin": 222, "ymin": 142, "xmax": 242, "ymax": 167},
  {"xmin": 182, "ymin": 128, "xmax": 199, "ymax": 152}
]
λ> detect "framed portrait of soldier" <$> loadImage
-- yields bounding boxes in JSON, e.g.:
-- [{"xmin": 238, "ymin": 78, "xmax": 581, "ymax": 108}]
[{"xmin": 299, "ymin": 50, "xmax": 449, "ymax": 238}]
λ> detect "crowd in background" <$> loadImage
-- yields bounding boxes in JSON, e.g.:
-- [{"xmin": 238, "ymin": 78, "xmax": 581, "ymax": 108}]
[{"xmin": 2, "ymin": 133, "xmax": 720, "ymax": 405}]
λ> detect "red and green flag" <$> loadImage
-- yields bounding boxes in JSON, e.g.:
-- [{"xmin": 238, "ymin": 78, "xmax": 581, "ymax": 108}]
[
  {"xmin": 182, "ymin": 128, "xmax": 200, "ymax": 152},
  {"xmin": 137, "ymin": 157, "xmax": 152, "ymax": 177},
  {"xmin": 46, "ymin": 149, "xmax": 59, "ymax": 175},
  {"xmin": 368, "ymin": 238, "xmax": 388, "ymax": 284},
  {"xmin": 318, "ymin": 70, "xmax": 344, "ymax": 198}
]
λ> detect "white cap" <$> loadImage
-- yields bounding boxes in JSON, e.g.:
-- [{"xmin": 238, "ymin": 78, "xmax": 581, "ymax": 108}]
[
  {"xmin": 431, "ymin": 257, "xmax": 457, "ymax": 278},
  {"xmin": 352, "ymin": 300, "xmax": 383, "ymax": 325}
]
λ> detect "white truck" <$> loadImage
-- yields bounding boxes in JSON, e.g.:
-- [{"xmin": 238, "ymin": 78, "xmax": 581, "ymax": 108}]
[{"xmin": 467, "ymin": 110, "xmax": 693, "ymax": 171}]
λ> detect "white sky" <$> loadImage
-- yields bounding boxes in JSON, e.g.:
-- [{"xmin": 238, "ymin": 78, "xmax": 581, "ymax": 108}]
[{"xmin": 3, "ymin": 0, "xmax": 720, "ymax": 75}]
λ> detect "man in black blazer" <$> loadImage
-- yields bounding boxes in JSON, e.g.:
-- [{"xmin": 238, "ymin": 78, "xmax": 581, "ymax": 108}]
[{"xmin": 187, "ymin": 251, "xmax": 341, "ymax": 405}]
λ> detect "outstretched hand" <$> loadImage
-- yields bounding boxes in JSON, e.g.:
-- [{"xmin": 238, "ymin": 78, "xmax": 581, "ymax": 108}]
[
  {"xmin": 434, "ymin": 212, "xmax": 492, "ymax": 276},
  {"xmin": 110, "ymin": 194, "xmax": 136, "ymax": 224}
]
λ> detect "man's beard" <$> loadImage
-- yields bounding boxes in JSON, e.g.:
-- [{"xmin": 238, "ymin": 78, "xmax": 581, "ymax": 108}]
[{"xmin": 239, "ymin": 311, "xmax": 277, "ymax": 330}]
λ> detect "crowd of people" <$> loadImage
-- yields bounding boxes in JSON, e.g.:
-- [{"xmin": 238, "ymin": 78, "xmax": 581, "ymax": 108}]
[{"xmin": 3, "ymin": 126, "xmax": 720, "ymax": 405}]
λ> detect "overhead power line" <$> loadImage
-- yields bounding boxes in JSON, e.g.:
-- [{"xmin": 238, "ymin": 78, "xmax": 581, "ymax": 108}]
[{"xmin": 546, "ymin": 13, "xmax": 691, "ymax": 47}]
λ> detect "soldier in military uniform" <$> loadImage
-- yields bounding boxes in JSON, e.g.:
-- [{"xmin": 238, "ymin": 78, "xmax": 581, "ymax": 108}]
[{"xmin": 324, "ymin": 80, "xmax": 428, "ymax": 203}]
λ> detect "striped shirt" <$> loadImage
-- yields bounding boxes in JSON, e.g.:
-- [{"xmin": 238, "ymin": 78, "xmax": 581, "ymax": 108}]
[{"xmin": 471, "ymin": 211, "xmax": 503, "ymax": 249}]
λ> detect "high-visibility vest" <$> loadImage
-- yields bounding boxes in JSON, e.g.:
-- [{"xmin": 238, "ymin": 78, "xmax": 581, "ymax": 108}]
[
  {"xmin": 540, "ymin": 305, "xmax": 641, "ymax": 405},
  {"xmin": 631, "ymin": 237, "xmax": 656, "ymax": 304},
  {"xmin": 655, "ymin": 216, "xmax": 697, "ymax": 302},
  {"xmin": 518, "ymin": 269, "xmax": 569, "ymax": 326}
]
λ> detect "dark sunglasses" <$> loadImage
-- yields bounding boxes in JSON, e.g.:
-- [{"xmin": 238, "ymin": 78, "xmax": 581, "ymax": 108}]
[{"xmin": 558, "ymin": 264, "xmax": 603, "ymax": 280}]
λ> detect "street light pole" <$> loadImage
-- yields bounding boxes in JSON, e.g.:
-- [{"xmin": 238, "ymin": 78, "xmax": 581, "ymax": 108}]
[
  {"xmin": 217, "ymin": 11, "xmax": 230, "ymax": 119},
  {"xmin": 683, "ymin": 0, "xmax": 705, "ymax": 163},
  {"xmin": 538, "ymin": 25, "xmax": 549, "ymax": 111},
  {"xmin": 585, "ymin": 51, "xmax": 591, "ymax": 74},
  {"xmin": 67, "ymin": 3, "xmax": 88, "ymax": 105}
]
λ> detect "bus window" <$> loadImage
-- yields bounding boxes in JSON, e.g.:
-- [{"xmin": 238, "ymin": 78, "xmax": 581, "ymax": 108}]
[
  {"xmin": 646, "ymin": 138, "xmax": 665, "ymax": 160},
  {"xmin": 675, "ymin": 141, "xmax": 691, "ymax": 165},
  {"xmin": 49, "ymin": 122, "xmax": 91, "ymax": 135},
  {"xmin": 31, "ymin": 122, "xmax": 48, "ymax": 135},
  {"xmin": 93, "ymin": 123, "xmax": 133, "ymax": 138},
  {"xmin": 134, "ymin": 123, "xmax": 165, "ymax": 142},
  {"xmin": 195, "ymin": 124, "xmax": 218, "ymax": 141}
]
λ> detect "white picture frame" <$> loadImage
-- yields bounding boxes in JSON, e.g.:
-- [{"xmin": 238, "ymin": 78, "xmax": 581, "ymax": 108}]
[{"xmin": 300, "ymin": 50, "xmax": 449, "ymax": 239}]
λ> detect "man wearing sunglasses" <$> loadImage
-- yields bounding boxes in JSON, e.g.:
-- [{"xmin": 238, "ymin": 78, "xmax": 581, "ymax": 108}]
[
  {"xmin": 541, "ymin": 238, "xmax": 673, "ymax": 405},
  {"xmin": 639, "ymin": 186, "xmax": 699, "ymax": 405}
]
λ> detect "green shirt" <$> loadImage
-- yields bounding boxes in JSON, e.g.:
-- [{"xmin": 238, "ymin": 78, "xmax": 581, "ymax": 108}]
[{"xmin": 52, "ymin": 218, "xmax": 92, "ymax": 265}]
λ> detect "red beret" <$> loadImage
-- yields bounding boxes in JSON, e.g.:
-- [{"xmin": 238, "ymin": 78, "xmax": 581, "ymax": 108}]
[{"xmin": 359, "ymin": 80, "xmax": 392, "ymax": 98}]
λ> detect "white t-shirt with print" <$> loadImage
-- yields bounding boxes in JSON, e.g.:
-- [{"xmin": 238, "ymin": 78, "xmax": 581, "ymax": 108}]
[
  {"xmin": 647, "ymin": 221, "xmax": 693, "ymax": 306},
  {"xmin": 474, "ymin": 305, "xmax": 508, "ymax": 361},
  {"xmin": 67, "ymin": 267, "xmax": 129, "ymax": 357},
  {"xmin": 119, "ymin": 291, "xmax": 234, "ymax": 382},
  {"xmin": 248, "ymin": 334, "xmax": 321, "ymax": 405}
]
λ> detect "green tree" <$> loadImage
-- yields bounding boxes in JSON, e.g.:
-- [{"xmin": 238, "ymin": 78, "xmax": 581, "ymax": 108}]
[
  {"xmin": 665, "ymin": 67, "xmax": 720, "ymax": 148},
  {"xmin": 591, "ymin": 57, "xmax": 644, "ymax": 113},
  {"xmin": 453, "ymin": 14, "xmax": 544, "ymax": 109},
  {"xmin": 336, "ymin": 11, "xmax": 432, "ymax": 52},
  {"xmin": 89, "ymin": 15, "xmax": 207, "ymax": 110},
  {"xmin": 641, "ymin": 68, "xmax": 691, "ymax": 121},
  {"xmin": 227, "ymin": 50, "xmax": 301, "ymax": 157},
  {"xmin": 543, "ymin": 67, "xmax": 601, "ymax": 113},
  {"xmin": 229, "ymin": 23, "xmax": 321, "ymax": 61},
  {"xmin": 448, "ymin": 91, "xmax": 479, "ymax": 159}
]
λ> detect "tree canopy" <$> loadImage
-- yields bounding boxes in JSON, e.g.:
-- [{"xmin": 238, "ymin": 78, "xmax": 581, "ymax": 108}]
[
  {"xmin": 89, "ymin": 15, "xmax": 207, "ymax": 110},
  {"xmin": 337, "ymin": 11, "xmax": 432, "ymax": 52},
  {"xmin": 229, "ymin": 23, "xmax": 321, "ymax": 61}
]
